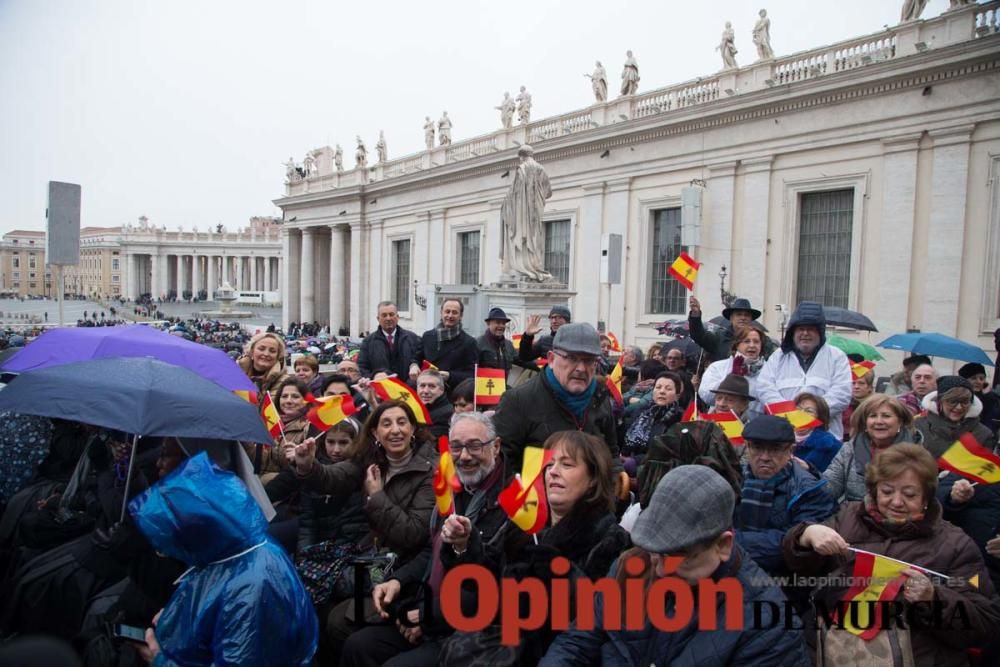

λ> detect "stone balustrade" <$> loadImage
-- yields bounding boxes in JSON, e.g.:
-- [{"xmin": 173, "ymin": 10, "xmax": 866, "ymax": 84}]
[{"xmin": 284, "ymin": 0, "xmax": 998, "ymax": 197}]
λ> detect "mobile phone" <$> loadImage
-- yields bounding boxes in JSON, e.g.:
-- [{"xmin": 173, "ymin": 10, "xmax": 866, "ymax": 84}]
[{"xmin": 112, "ymin": 623, "xmax": 147, "ymax": 642}]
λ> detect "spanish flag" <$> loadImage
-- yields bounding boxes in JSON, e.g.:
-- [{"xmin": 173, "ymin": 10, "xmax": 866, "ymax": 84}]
[
  {"xmin": 705, "ymin": 411, "xmax": 745, "ymax": 445},
  {"xmin": 371, "ymin": 377, "xmax": 432, "ymax": 425},
  {"xmin": 261, "ymin": 392, "xmax": 283, "ymax": 440},
  {"xmin": 498, "ymin": 446, "xmax": 553, "ymax": 534},
  {"xmin": 681, "ymin": 400, "xmax": 700, "ymax": 422},
  {"xmin": 839, "ymin": 550, "xmax": 912, "ymax": 640},
  {"xmin": 606, "ymin": 360, "xmax": 624, "ymax": 406},
  {"xmin": 511, "ymin": 334, "xmax": 523, "ymax": 352},
  {"xmin": 606, "ymin": 332, "xmax": 622, "ymax": 353},
  {"xmin": 474, "ymin": 366, "xmax": 507, "ymax": 406},
  {"xmin": 765, "ymin": 400, "xmax": 822, "ymax": 431},
  {"xmin": 306, "ymin": 393, "xmax": 358, "ymax": 432},
  {"xmin": 851, "ymin": 360, "xmax": 876, "ymax": 380},
  {"xmin": 937, "ymin": 433, "xmax": 1000, "ymax": 485},
  {"xmin": 420, "ymin": 360, "xmax": 439, "ymax": 372},
  {"xmin": 668, "ymin": 251, "xmax": 701, "ymax": 291},
  {"xmin": 432, "ymin": 436, "xmax": 461, "ymax": 516},
  {"xmin": 234, "ymin": 389, "xmax": 257, "ymax": 404}
]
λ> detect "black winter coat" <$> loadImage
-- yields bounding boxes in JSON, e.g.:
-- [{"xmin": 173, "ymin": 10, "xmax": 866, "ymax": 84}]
[
  {"xmin": 477, "ymin": 333, "xmax": 516, "ymax": 376},
  {"xmin": 416, "ymin": 329, "xmax": 478, "ymax": 390},
  {"xmin": 357, "ymin": 327, "xmax": 421, "ymax": 379}
]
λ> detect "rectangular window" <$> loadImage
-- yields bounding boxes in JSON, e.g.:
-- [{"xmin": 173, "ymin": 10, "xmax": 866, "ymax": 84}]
[
  {"xmin": 796, "ymin": 189, "xmax": 854, "ymax": 308},
  {"xmin": 112, "ymin": 275, "xmax": 120, "ymax": 283},
  {"xmin": 544, "ymin": 219, "xmax": 571, "ymax": 284},
  {"xmin": 458, "ymin": 231, "xmax": 480, "ymax": 285},
  {"xmin": 648, "ymin": 208, "xmax": 686, "ymax": 314},
  {"xmin": 392, "ymin": 239, "xmax": 411, "ymax": 311},
  {"xmin": 29, "ymin": 256, "xmax": 36, "ymax": 269},
  {"xmin": 12, "ymin": 257, "xmax": 19, "ymax": 268},
  {"xmin": 12, "ymin": 271, "xmax": 19, "ymax": 280},
  {"xmin": 29, "ymin": 272, "xmax": 35, "ymax": 279},
  {"xmin": 112, "ymin": 259, "xmax": 119, "ymax": 271}
]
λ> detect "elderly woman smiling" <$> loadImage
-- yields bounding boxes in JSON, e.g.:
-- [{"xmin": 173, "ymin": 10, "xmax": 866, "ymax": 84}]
[{"xmin": 784, "ymin": 444, "xmax": 1000, "ymax": 665}]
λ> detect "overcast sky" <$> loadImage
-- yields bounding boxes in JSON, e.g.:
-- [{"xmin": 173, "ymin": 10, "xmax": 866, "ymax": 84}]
[{"xmin": 0, "ymin": 0, "xmax": 961, "ymax": 233}]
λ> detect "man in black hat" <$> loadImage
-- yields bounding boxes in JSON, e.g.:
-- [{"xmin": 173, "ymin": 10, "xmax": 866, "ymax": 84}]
[
  {"xmin": 688, "ymin": 296, "xmax": 772, "ymax": 363},
  {"xmin": 517, "ymin": 304, "xmax": 570, "ymax": 362},
  {"xmin": 737, "ymin": 415, "xmax": 835, "ymax": 576},
  {"xmin": 477, "ymin": 307, "xmax": 516, "ymax": 377},
  {"xmin": 705, "ymin": 373, "xmax": 757, "ymax": 422}
]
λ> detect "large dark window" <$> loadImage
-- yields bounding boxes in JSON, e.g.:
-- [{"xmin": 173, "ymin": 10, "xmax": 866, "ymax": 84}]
[
  {"xmin": 544, "ymin": 219, "xmax": 571, "ymax": 284},
  {"xmin": 649, "ymin": 208, "xmax": 686, "ymax": 314},
  {"xmin": 392, "ymin": 239, "xmax": 411, "ymax": 310},
  {"xmin": 797, "ymin": 189, "xmax": 853, "ymax": 308},
  {"xmin": 458, "ymin": 231, "xmax": 480, "ymax": 284}
]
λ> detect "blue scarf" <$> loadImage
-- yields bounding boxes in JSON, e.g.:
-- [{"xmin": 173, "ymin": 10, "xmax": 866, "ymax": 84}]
[
  {"xmin": 739, "ymin": 466, "xmax": 790, "ymax": 529},
  {"xmin": 544, "ymin": 367, "xmax": 597, "ymax": 420}
]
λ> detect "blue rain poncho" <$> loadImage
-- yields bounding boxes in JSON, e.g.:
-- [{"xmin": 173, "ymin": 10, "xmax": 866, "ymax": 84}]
[{"xmin": 129, "ymin": 452, "xmax": 317, "ymax": 666}]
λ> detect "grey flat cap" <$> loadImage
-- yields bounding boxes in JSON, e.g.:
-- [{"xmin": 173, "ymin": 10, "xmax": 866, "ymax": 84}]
[
  {"xmin": 631, "ymin": 465, "xmax": 735, "ymax": 554},
  {"xmin": 552, "ymin": 322, "xmax": 601, "ymax": 357}
]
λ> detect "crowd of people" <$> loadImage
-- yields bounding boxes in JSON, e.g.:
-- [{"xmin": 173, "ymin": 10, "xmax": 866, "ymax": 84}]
[{"xmin": 1, "ymin": 294, "xmax": 999, "ymax": 666}]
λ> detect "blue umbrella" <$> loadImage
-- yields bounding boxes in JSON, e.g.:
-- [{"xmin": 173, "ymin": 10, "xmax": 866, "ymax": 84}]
[
  {"xmin": 0, "ymin": 325, "xmax": 255, "ymax": 392},
  {"xmin": 0, "ymin": 357, "xmax": 273, "ymax": 442},
  {"xmin": 876, "ymin": 332, "xmax": 994, "ymax": 366}
]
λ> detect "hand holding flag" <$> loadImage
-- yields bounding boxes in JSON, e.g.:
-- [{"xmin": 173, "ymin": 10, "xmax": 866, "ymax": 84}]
[
  {"xmin": 499, "ymin": 447, "xmax": 553, "ymax": 535},
  {"xmin": 432, "ymin": 436, "xmax": 461, "ymax": 516}
]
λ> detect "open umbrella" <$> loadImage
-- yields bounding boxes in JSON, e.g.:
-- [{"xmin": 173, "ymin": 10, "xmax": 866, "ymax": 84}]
[
  {"xmin": 0, "ymin": 325, "xmax": 254, "ymax": 392},
  {"xmin": 827, "ymin": 334, "xmax": 884, "ymax": 361},
  {"xmin": 877, "ymin": 332, "xmax": 994, "ymax": 366},
  {"xmin": 823, "ymin": 306, "xmax": 877, "ymax": 332}
]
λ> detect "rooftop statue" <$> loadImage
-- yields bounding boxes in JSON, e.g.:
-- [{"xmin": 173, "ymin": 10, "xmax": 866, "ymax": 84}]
[
  {"xmin": 516, "ymin": 86, "xmax": 532, "ymax": 124},
  {"xmin": 438, "ymin": 112, "xmax": 452, "ymax": 146},
  {"xmin": 424, "ymin": 116, "xmax": 435, "ymax": 149},
  {"xmin": 585, "ymin": 61, "xmax": 608, "ymax": 102},
  {"xmin": 376, "ymin": 130, "xmax": 388, "ymax": 163},
  {"xmin": 496, "ymin": 92, "xmax": 515, "ymax": 129},
  {"xmin": 753, "ymin": 9, "xmax": 774, "ymax": 60},
  {"xmin": 620, "ymin": 50, "xmax": 640, "ymax": 96},
  {"xmin": 355, "ymin": 136, "xmax": 367, "ymax": 169},
  {"xmin": 334, "ymin": 144, "xmax": 344, "ymax": 173},
  {"xmin": 718, "ymin": 21, "xmax": 738, "ymax": 69}
]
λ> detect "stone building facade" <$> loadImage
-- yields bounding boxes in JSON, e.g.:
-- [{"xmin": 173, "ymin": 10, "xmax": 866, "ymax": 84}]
[
  {"xmin": 276, "ymin": 5, "xmax": 999, "ymax": 358},
  {"xmin": 0, "ymin": 230, "xmax": 51, "ymax": 297}
]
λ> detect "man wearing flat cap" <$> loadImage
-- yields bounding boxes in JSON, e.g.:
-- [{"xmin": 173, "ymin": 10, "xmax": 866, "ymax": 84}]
[
  {"xmin": 541, "ymin": 465, "xmax": 810, "ymax": 666},
  {"xmin": 518, "ymin": 304, "xmax": 571, "ymax": 362},
  {"xmin": 494, "ymin": 322, "xmax": 618, "ymax": 471},
  {"xmin": 736, "ymin": 415, "xmax": 835, "ymax": 576},
  {"xmin": 476, "ymin": 307, "xmax": 516, "ymax": 377},
  {"xmin": 688, "ymin": 295, "xmax": 773, "ymax": 363}
]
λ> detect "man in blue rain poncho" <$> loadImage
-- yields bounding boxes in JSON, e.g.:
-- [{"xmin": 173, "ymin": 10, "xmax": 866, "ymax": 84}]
[{"xmin": 129, "ymin": 451, "xmax": 317, "ymax": 666}]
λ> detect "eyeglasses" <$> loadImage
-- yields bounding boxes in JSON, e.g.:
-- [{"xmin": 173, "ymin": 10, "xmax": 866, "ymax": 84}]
[
  {"xmin": 746, "ymin": 443, "xmax": 793, "ymax": 454},
  {"xmin": 552, "ymin": 350, "xmax": 598, "ymax": 367},
  {"xmin": 449, "ymin": 440, "xmax": 492, "ymax": 455},
  {"xmin": 942, "ymin": 398, "xmax": 971, "ymax": 408}
]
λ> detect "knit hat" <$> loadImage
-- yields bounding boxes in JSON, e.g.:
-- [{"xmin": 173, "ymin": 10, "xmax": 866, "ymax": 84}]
[
  {"xmin": 936, "ymin": 375, "xmax": 973, "ymax": 396},
  {"xmin": 958, "ymin": 363, "xmax": 987, "ymax": 380},
  {"xmin": 548, "ymin": 305, "xmax": 572, "ymax": 321}
]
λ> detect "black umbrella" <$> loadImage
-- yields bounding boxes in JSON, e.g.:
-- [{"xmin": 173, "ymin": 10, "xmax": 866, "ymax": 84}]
[{"xmin": 823, "ymin": 306, "xmax": 877, "ymax": 332}]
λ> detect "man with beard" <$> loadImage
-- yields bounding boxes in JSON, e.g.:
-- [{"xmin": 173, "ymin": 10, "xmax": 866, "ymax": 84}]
[
  {"xmin": 412, "ymin": 299, "xmax": 478, "ymax": 390},
  {"xmin": 477, "ymin": 307, "xmax": 516, "ymax": 377},
  {"xmin": 340, "ymin": 412, "xmax": 508, "ymax": 667}
]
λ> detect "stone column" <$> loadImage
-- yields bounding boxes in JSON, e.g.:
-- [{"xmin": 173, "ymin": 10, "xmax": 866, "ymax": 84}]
[
  {"xmin": 484, "ymin": 200, "xmax": 503, "ymax": 285},
  {"xmin": 738, "ymin": 157, "xmax": 773, "ymax": 311},
  {"xmin": 250, "ymin": 255, "xmax": 258, "ymax": 291},
  {"xmin": 315, "ymin": 229, "xmax": 331, "ymax": 325},
  {"xmin": 300, "ymin": 229, "xmax": 316, "ymax": 323},
  {"xmin": 576, "ymin": 182, "xmax": 605, "ymax": 325},
  {"xmin": 427, "ymin": 209, "xmax": 445, "ymax": 285},
  {"xmin": 603, "ymin": 179, "xmax": 631, "ymax": 335},
  {"xmin": 703, "ymin": 161, "xmax": 738, "ymax": 320},
  {"xmin": 264, "ymin": 256, "xmax": 272, "ymax": 293},
  {"xmin": 349, "ymin": 222, "xmax": 366, "ymax": 337},
  {"xmin": 206, "ymin": 255, "xmax": 216, "ymax": 301},
  {"xmin": 923, "ymin": 126, "xmax": 973, "ymax": 337},
  {"xmin": 174, "ymin": 254, "xmax": 183, "ymax": 297},
  {"xmin": 877, "ymin": 133, "xmax": 922, "ymax": 335},
  {"xmin": 192, "ymin": 254, "xmax": 200, "ymax": 300},
  {"xmin": 150, "ymin": 254, "xmax": 161, "ymax": 301},
  {"xmin": 282, "ymin": 229, "xmax": 302, "ymax": 327},
  {"xmin": 329, "ymin": 226, "xmax": 347, "ymax": 334}
]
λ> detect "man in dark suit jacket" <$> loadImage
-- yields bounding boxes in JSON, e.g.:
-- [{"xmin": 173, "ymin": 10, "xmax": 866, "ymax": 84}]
[
  {"xmin": 357, "ymin": 301, "xmax": 421, "ymax": 379},
  {"xmin": 477, "ymin": 307, "xmax": 516, "ymax": 377},
  {"xmin": 411, "ymin": 298, "xmax": 478, "ymax": 390}
]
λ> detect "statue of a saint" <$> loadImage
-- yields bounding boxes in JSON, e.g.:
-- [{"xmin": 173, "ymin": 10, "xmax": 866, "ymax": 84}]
[
  {"xmin": 717, "ymin": 22, "xmax": 738, "ymax": 69},
  {"xmin": 499, "ymin": 145, "xmax": 553, "ymax": 282},
  {"xmin": 355, "ymin": 136, "xmax": 367, "ymax": 169},
  {"xmin": 495, "ymin": 92, "xmax": 515, "ymax": 129},
  {"xmin": 283, "ymin": 157, "xmax": 298, "ymax": 182},
  {"xmin": 424, "ymin": 117, "xmax": 435, "ymax": 149},
  {"xmin": 516, "ymin": 86, "xmax": 532, "ymax": 124},
  {"xmin": 620, "ymin": 51, "xmax": 640, "ymax": 96},
  {"xmin": 376, "ymin": 130, "xmax": 388, "ymax": 162},
  {"xmin": 753, "ymin": 9, "xmax": 774, "ymax": 60},
  {"xmin": 438, "ymin": 112, "xmax": 452, "ymax": 146},
  {"xmin": 303, "ymin": 152, "xmax": 315, "ymax": 177},
  {"xmin": 585, "ymin": 61, "xmax": 608, "ymax": 102},
  {"xmin": 901, "ymin": 0, "xmax": 929, "ymax": 21},
  {"xmin": 334, "ymin": 144, "xmax": 344, "ymax": 173}
]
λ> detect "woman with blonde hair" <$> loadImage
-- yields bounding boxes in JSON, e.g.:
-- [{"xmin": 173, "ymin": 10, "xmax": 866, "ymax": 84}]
[{"xmin": 238, "ymin": 331, "xmax": 287, "ymax": 399}]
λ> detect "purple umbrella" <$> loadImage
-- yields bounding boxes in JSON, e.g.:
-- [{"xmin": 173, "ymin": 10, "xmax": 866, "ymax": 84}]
[{"xmin": 0, "ymin": 324, "xmax": 255, "ymax": 392}]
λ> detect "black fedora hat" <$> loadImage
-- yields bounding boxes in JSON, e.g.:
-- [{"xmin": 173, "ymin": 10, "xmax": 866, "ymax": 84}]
[
  {"xmin": 709, "ymin": 373, "xmax": 756, "ymax": 400},
  {"xmin": 722, "ymin": 297, "xmax": 762, "ymax": 321},
  {"xmin": 484, "ymin": 307, "xmax": 511, "ymax": 323}
]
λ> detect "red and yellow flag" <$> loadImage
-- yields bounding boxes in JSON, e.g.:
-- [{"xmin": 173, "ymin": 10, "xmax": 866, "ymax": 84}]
[
  {"xmin": 937, "ymin": 433, "xmax": 1000, "ymax": 485},
  {"xmin": 765, "ymin": 400, "xmax": 822, "ymax": 431},
  {"xmin": 705, "ymin": 411, "xmax": 745, "ymax": 445},
  {"xmin": 606, "ymin": 359, "xmax": 624, "ymax": 406},
  {"xmin": 498, "ymin": 447, "xmax": 553, "ymax": 534},
  {"xmin": 851, "ymin": 360, "xmax": 876, "ymax": 380},
  {"xmin": 606, "ymin": 332, "xmax": 622, "ymax": 353},
  {"xmin": 681, "ymin": 400, "xmax": 700, "ymax": 422},
  {"xmin": 511, "ymin": 334, "xmax": 523, "ymax": 352},
  {"xmin": 668, "ymin": 251, "xmax": 701, "ymax": 291},
  {"xmin": 234, "ymin": 389, "xmax": 256, "ymax": 404},
  {"xmin": 420, "ymin": 360, "xmax": 439, "ymax": 372},
  {"xmin": 306, "ymin": 393, "xmax": 358, "ymax": 432},
  {"xmin": 474, "ymin": 366, "xmax": 507, "ymax": 406},
  {"xmin": 371, "ymin": 377, "xmax": 432, "ymax": 425},
  {"xmin": 839, "ymin": 550, "xmax": 912, "ymax": 640},
  {"xmin": 432, "ymin": 436, "xmax": 461, "ymax": 516},
  {"xmin": 261, "ymin": 392, "xmax": 283, "ymax": 440}
]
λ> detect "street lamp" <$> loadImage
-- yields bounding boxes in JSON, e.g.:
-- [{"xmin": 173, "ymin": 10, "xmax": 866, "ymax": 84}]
[{"xmin": 718, "ymin": 265, "xmax": 737, "ymax": 307}]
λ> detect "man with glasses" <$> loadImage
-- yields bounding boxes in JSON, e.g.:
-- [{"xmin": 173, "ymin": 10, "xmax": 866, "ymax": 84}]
[
  {"xmin": 494, "ymin": 322, "xmax": 618, "ymax": 472},
  {"xmin": 518, "ymin": 304, "xmax": 571, "ymax": 362},
  {"xmin": 736, "ymin": 415, "xmax": 834, "ymax": 576},
  {"xmin": 541, "ymin": 465, "xmax": 809, "ymax": 666},
  {"xmin": 341, "ymin": 412, "xmax": 508, "ymax": 667}
]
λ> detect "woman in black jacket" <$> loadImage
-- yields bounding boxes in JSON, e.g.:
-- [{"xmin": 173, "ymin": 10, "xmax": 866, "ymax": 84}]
[{"xmin": 622, "ymin": 371, "xmax": 685, "ymax": 460}]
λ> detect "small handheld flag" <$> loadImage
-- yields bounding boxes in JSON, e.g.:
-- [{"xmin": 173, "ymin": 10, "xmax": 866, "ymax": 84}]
[
  {"xmin": 432, "ymin": 436, "xmax": 461, "ymax": 516},
  {"xmin": 851, "ymin": 360, "xmax": 876, "ymax": 380},
  {"xmin": 765, "ymin": 400, "xmax": 822, "ymax": 431},
  {"xmin": 511, "ymin": 334, "xmax": 523, "ymax": 352},
  {"xmin": 681, "ymin": 400, "xmax": 700, "ymax": 422},
  {"xmin": 605, "ymin": 332, "xmax": 622, "ymax": 353},
  {"xmin": 474, "ymin": 366, "xmax": 507, "ymax": 406},
  {"xmin": 606, "ymin": 360, "xmax": 624, "ymax": 406},
  {"xmin": 937, "ymin": 433, "xmax": 1000, "ymax": 485},
  {"xmin": 668, "ymin": 252, "xmax": 701, "ymax": 291},
  {"xmin": 371, "ymin": 377, "xmax": 432, "ymax": 424},
  {"xmin": 306, "ymin": 394, "xmax": 359, "ymax": 432},
  {"xmin": 704, "ymin": 411, "xmax": 745, "ymax": 445},
  {"xmin": 839, "ymin": 550, "xmax": 912, "ymax": 640},
  {"xmin": 420, "ymin": 360, "xmax": 439, "ymax": 372},
  {"xmin": 261, "ymin": 392, "xmax": 283, "ymax": 441},
  {"xmin": 498, "ymin": 447, "xmax": 553, "ymax": 535}
]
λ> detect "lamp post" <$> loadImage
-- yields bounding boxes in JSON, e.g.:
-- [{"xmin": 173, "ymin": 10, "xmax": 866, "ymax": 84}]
[{"xmin": 718, "ymin": 265, "xmax": 737, "ymax": 307}]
